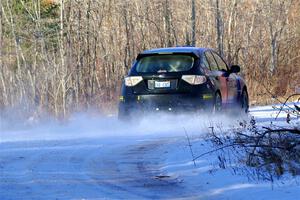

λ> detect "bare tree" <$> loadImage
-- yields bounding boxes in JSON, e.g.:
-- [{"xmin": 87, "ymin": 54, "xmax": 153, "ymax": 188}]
[
  {"xmin": 191, "ymin": 0, "xmax": 196, "ymax": 46},
  {"xmin": 215, "ymin": 0, "xmax": 224, "ymax": 56},
  {"xmin": 0, "ymin": 0, "xmax": 299, "ymax": 118}
]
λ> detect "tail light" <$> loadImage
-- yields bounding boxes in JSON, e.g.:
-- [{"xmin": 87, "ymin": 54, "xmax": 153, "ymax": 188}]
[
  {"xmin": 124, "ymin": 76, "xmax": 143, "ymax": 87},
  {"xmin": 182, "ymin": 75, "xmax": 207, "ymax": 85}
]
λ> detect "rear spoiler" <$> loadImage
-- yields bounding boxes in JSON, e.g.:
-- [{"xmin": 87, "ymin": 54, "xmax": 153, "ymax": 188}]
[{"xmin": 136, "ymin": 52, "xmax": 199, "ymax": 60}]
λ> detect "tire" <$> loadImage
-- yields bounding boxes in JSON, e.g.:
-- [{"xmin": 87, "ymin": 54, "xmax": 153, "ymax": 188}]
[
  {"xmin": 240, "ymin": 89, "xmax": 249, "ymax": 113},
  {"xmin": 213, "ymin": 92, "xmax": 222, "ymax": 114},
  {"xmin": 118, "ymin": 112, "xmax": 126, "ymax": 121},
  {"xmin": 118, "ymin": 111, "xmax": 125, "ymax": 121},
  {"xmin": 118, "ymin": 105, "xmax": 129, "ymax": 121}
]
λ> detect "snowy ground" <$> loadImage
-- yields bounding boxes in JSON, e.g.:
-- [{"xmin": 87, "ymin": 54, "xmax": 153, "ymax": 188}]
[{"xmin": 1, "ymin": 103, "xmax": 300, "ymax": 200}]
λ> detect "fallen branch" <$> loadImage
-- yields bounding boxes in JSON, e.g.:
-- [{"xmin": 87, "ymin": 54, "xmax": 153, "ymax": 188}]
[
  {"xmin": 262, "ymin": 127, "xmax": 300, "ymax": 135},
  {"xmin": 183, "ymin": 127, "xmax": 196, "ymax": 167},
  {"xmin": 275, "ymin": 93, "xmax": 300, "ymax": 120}
]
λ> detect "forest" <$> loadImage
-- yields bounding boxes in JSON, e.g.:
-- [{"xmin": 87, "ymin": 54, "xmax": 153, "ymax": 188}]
[{"xmin": 0, "ymin": 0, "xmax": 299, "ymax": 118}]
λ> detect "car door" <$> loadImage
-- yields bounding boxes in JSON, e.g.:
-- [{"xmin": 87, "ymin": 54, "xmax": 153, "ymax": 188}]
[
  {"xmin": 211, "ymin": 51, "xmax": 238, "ymax": 105},
  {"xmin": 204, "ymin": 51, "xmax": 228, "ymax": 105}
]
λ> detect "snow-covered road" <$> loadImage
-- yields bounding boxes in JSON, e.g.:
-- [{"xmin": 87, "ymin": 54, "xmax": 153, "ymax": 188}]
[
  {"xmin": 1, "ymin": 137, "xmax": 180, "ymax": 199},
  {"xmin": 1, "ymin": 104, "xmax": 300, "ymax": 200}
]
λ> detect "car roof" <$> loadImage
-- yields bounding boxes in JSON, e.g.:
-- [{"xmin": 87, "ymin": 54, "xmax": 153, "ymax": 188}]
[{"xmin": 140, "ymin": 47, "xmax": 211, "ymax": 58}]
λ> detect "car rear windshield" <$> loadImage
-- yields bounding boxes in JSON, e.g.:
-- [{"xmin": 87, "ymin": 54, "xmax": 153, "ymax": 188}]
[{"xmin": 136, "ymin": 55, "xmax": 194, "ymax": 73}]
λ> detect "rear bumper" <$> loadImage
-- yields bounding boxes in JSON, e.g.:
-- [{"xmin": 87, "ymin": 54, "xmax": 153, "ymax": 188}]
[{"xmin": 118, "ymin": 93, "xmax": 214, "ymax": 115}]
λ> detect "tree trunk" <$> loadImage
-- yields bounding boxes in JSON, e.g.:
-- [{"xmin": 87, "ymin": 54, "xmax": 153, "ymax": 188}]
[
  {"xmin": 215, "ymin": 0, "xmax": 223, "ymax": 56},
  {"xmin": 191, "ymin": 0, "xmax": 196, "ymax": 46}
]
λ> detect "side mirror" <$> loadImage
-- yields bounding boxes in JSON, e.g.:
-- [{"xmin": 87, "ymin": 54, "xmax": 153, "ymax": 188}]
[{"xmin": 230, "ymin": 65, "xmax": 240, "ymax": 73}]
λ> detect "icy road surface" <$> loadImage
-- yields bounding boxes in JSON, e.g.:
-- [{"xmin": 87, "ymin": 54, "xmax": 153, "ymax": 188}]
[{"xmin": 1, "ymin": 104, "xmax": 300, "ymax": 200}]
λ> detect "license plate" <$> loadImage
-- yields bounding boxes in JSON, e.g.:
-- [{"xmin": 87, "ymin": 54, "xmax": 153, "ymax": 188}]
[{"xmin": 155, "ymin": 81, "xmax": 170, "ymax": 88}]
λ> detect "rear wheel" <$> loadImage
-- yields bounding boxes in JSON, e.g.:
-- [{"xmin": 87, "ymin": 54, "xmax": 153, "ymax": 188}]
[
  {"xmin": 240, "ymin": 89, "xmax": 249, "ymax": 113},
  {"xmin": 118, "ymin": 105, "xmax": 129, "ymax": 121},
  {"xmin": 213, "ymin": 92, "xmax": 222, "ymax": 114},
  {"xmin": 118, "ymin": 111, "xmax": 126, "ymax": 121}
]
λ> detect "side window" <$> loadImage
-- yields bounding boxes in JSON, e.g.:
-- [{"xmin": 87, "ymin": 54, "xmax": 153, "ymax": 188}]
[
  {"xmin": 200, "ymin": 54, "xmax": 210, "ymax": 69},
  {"xmin": 211, "ymin": 52, "xmax": 228, "ymax": 71},
  {"xmin": 205, "ymin": 51, "xmax": 218, "ymax": 71}
]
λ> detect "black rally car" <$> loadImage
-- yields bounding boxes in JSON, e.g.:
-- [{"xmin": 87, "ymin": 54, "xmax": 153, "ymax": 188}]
[{"xmin": 118, "ymin": 47, "xmax": 249, "ymax": 119}]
